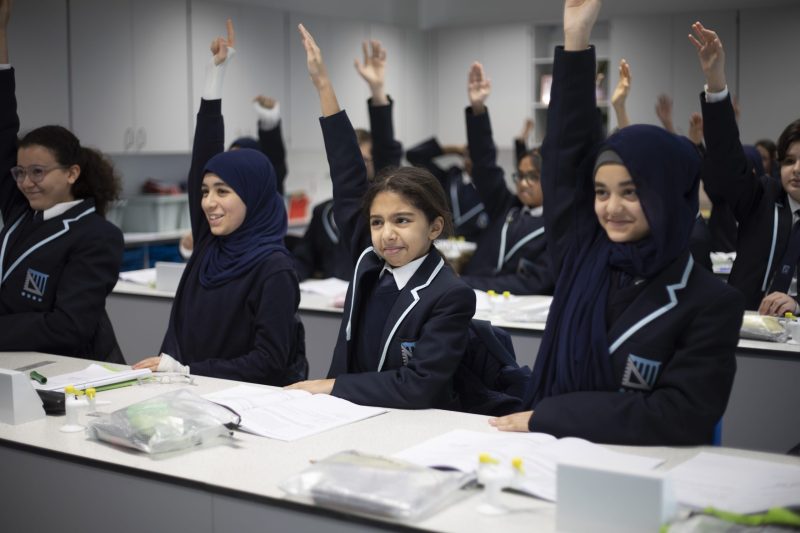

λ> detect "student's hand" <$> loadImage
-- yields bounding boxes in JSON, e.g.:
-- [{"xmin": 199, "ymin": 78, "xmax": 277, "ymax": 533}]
[
  {"xmin": 688, "ymin": 112, "xmax": 704, "ymax": 145},
  {"xmin": 210, "ymin": 18, "xmax": 236, "ymax": 66},
  {"xmin": 518, "ymin": 118, "xmax": 535, "ymax": 140},
  {"xmin": 611, "ymin": 59, "xmax": 630, "ymax": 108},
  {"xmin": 688, "ymin": 21, "xmax": 726, "ymax": 93},
  {"xmin": 285, "ymin": 379, "xmax": 335, "ymax": 395},
  {"xmin": 253, "ymin": 95, "xmax": 277, "ymax": 109},
  {"xmin": 488, "ymin": 410, "xmax": 533, "ymax": 432},
  {"xmin": 563, "ymin": 0, "xmax": 601, "ymax": 52},
  {"xmin": 355, "ymin": 40, "xmax": 389, "ymax": 106},
  {"xmin": 0, "ymin": 0, "xmax": 12, "ymax": 31},
  {"xmin": 467, "ymin": 62, "xmax": 491, "ymax": 115},
  {"xmin": 133, "ymin": 356, "xmax": 162, "ymax": 371},
  {"xmin": 298, "ymin": 23, "xmax": 340, "ymax": 117},
  {"xmin": 654, "ymin": 94, "xmax": 675, "ymax": 133},
  {"xmin": 758, "ymin": 292, "xmax": 798, "ymax": 317}
]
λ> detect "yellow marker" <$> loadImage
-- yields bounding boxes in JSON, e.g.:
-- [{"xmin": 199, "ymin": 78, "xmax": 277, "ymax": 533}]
[
  {"xmin": 511, "ymin": 457, "xmax": 524, "ymax": 474},
  {"xmin": 487, "ymin": 290, "xmax": 497, "ymax": 297},
  {"xmin": 479, "ymin": 453, "xmax": 500, "ymax": 465},
  {"xmin": 785, "ymin": 312, "xmax": 796, "ymax": 319},
  {"xmin": 85, "ymin": 388, "xmax": 96, "ymax": 400},
  {"xmin": 502, "ymin": 291, "xmax": 511, "ymax": 299}
]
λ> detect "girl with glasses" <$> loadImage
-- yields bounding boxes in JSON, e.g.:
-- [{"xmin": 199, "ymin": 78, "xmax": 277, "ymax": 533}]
[{"xmin": 0, "ymin": 0, "xmax": 124, "ymax": 362}]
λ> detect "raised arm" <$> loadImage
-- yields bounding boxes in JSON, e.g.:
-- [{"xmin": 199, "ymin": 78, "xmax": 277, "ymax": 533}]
[
  {"xmin": 655, "ymin": 94, "xmax": 675, "ymax": 133},
  {"xmin": 300, "ymin": 24, "xmax": 370, "ymax": 261},
  {"xmin": 0, "ymin": 0, "xmax": 23, "ymax": 219},
  {"xmin": 356, "ymin": 40, "xmax": 402, "ymax": 171},
  {"xmin": 691, "ymin": 21, "xmax": 761, "ymax": 218},
  {"xmin": 465, "ymin": 62, "xmax": 515, "ymax": 219},
  {"xmin": 540, "ymin": 0, "xmax": 604, "ymax": 272},
  {"xmin": 187, "ymin": 18, "xmax": 235, "ymax": 242},
  {"xmin": 254, "ymin": 95, "xmax": 288, "ymax": 195},
  {"xmin": 611, "ymin": 59, "xmax": 631, "ymax": 129}
]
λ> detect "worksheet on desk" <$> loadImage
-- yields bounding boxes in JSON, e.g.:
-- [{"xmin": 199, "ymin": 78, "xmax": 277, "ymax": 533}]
[
  {"xmin": 204, "ymin": 385, "xmax": 387, "ymax": 441},
  {"xmin": 394, "ymin": 429, "xmax": 664, "ymax": 502}
]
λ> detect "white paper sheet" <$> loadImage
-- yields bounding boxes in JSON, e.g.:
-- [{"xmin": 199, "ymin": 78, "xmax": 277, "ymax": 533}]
[
  {"xmin": 298, "ymin": 277, "xmax": 350, "ymax": 297},
  {"xmin": 668, "ymin": 452, "xmax": 800, "ymax": 514},
  {"xmin": 205, "ymin": 385, "xmax": 387, "ymax": 441},
  {"xmin": 33, "ymin": 363, "xmax": 152, "ymax": 391},
  {"xmin": 118, "ymin": 268, "xmax": 157, "ymax": 286},
  {"xmin": 394, "ymin": 429, "xmax": 664, "ymax": 501}
]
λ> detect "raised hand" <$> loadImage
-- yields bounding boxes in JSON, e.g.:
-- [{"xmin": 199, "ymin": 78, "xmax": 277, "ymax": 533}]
[
  {"xmin": 467, "ymin": 62, "xmax": 491, "ymax": 114},
  {"xmin": 210, "ymin": 18, "xmax": 236, "ymax": 66},
  {"xmin": 655, "ymin": 94, "xmax": 675, "ymax": 133},
  {"xmin": 688, "ymin": 112, "xmax": 704, "ymax": 145},
  {"xmin": 253, "ymin": 95, "xmax": 277, "ymax": 109},
  {"xmin": 611, "ymin": 59, "xmax": 631, "ymax": 128},
  {"xmin": 354, "ymin": 40, "xmax": 388, "ymax": 105},
  {"xmin": 298, "ymin": 23, "xmax": 340, "ymax": 117},
  {"xmin": 688, "ymin": 21, "xmax": 726, "ymax": 92},
  {"xmin": 563, "ymin": 0, "xmax": 601, "ymax": 51}
]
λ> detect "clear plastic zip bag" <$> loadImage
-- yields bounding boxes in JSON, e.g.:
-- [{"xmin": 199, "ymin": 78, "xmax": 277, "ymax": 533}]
[
  {"xmin": 280, "ymin": 450, "xmax": 475, "ymax": 521},
  {"xmin": 740, "ymin": 312, "xmax": 789, "ymax": 343},
  {"xmin": 86, "ymin": 388, "xmax": 239, "ymax": 454}
]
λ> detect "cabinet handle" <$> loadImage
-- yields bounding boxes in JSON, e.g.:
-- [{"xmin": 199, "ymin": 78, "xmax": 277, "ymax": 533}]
[
  {"xmin": 124, "ymin": 127, "xmax": 134, "ymax": 151},
  {"xmin": 135, "ymin": 127, "xmax": 146, "ymax": 151}
]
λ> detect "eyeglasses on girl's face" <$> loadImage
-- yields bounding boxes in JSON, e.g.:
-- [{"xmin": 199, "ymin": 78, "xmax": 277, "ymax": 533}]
[
  {"xmin": 512, "ymin": 171, "xmax": 540, "ymax": 184},
  {"xmin": 10, "ymin": 165, "xmax": 67, "ymax": 184}
]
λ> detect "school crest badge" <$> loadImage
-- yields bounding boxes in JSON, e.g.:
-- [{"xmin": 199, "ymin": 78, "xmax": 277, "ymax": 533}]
[
  {"xmin": 22, "ymin": 268, "xmax": 49, "ymax": 302},
  {"xmin": 620, "ymin": 354, "xmax": 661, "ymax": 391},
  {"xmin": 400, "ymin": 341, "xmax": 416, "ymax": 365}
]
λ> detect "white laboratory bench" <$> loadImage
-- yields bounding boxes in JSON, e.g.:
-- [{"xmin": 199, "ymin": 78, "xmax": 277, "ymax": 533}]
[
  {"xmin": 107, "ymin": 279, "xmax": 800, "ymax": 454},
  {"xmin": 1, "ymin": 352, "xmax": 797, "ymax": 533}
]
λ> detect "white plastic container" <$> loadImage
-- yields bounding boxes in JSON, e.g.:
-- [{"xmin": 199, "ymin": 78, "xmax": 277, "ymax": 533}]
[{"xmin": 122, "ymin": 194, "xmax": 189, "ymax": 233}]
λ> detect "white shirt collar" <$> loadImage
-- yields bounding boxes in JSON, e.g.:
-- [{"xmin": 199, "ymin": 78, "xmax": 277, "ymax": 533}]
[
  {"xmin": 380, "ymin": 253, "xmax": 428, "ymax": 291},
  {"xmin": 42, "ymin": 199, "xmax": 83, "ymax": 221},
  {"xmin": 522, "ymin": 205, "xmax": 543, "ymax": 217},
  {"xmin": 788, "ymin": 195, "xmax": 800, "ymax": 223}
]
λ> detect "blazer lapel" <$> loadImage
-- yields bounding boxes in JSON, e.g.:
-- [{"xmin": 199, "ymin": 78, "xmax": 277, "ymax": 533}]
[
  {"xmin": 606, "ymin": 252, "xmax": 694, "ymax": 355},
  {"xmin": 376, "ymin": 252, "xmax": 446, "ymax": 371}
]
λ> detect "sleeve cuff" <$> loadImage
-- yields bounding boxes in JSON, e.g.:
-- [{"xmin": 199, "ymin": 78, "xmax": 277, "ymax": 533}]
[
  {"xmin": 202, "ymin": 48, "xmax": 236, "ymax": 101},
  {"xmin": 704, "ymin": 84, "xmax": 729, "ymax": 103},
  {"xmin": 255, "ymin": 100, "xmax": 281, "ymax": 130}
]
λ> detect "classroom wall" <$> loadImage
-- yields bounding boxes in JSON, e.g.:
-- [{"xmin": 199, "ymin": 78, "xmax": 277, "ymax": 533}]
[{"xmin": 5, "ymin": 1, "xmax": 797, "ymax": 208}]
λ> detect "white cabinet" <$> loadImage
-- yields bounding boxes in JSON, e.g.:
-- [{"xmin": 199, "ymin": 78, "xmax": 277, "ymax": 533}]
[
  {"xmin": 190, "ymin": 1, "xmax": 287, "ymax": 146},
  {"xmin": 7, "ymin": 0, "xmax": 70, "ymax": 130},
  {"xmin": 69, "ymin": 0, "xmax": 190, "ymax": 153}
]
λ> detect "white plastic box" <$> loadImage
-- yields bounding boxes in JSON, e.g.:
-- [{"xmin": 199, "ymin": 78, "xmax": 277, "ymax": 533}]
[{"xmin": 122, "ymin": 194, "xmax": 190, "ymax": 233}]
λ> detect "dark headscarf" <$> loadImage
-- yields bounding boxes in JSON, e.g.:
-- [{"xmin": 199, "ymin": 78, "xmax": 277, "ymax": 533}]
[
  {"xmin": 526, "ymin": 126, "xmax": 701, "ymax": 407},
  {"xmin": 229, "ymin": 137, "xmax": 261, "ymax": 152},
  {"xmin": 198, "ymin": 148, "xmax": 288, "ymax": 288}
]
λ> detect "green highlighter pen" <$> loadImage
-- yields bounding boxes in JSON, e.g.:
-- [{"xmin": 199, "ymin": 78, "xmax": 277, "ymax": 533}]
[{"xmin": 30, "ymin": 370, "xmax": 47, "ymax": 385}]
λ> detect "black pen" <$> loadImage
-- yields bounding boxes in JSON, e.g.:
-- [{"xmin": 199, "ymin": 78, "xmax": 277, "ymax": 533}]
[{"xmin": 30, "ymin": 370, "xmax": 47, "ymax": 384}]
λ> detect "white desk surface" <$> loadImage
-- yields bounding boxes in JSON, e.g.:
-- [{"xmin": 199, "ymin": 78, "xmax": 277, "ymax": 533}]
[
  {"xmin": 2, "ymin": 352, "xmax": 798, "ymax": 533},
  {"xmin": 113, "ymin": 279, "xmax": 800, "ymax": 356}
]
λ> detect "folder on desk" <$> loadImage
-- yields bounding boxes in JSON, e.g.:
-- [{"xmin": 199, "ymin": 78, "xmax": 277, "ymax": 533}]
[{"xmin": 32, "ymin": 363, "xmax": 151, "ymax": 392}]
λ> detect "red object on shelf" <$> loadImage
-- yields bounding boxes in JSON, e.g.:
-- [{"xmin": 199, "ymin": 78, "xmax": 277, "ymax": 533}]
[{"xmin": 288, "ymin": 192, "xmax": 309, "ymax": 222}]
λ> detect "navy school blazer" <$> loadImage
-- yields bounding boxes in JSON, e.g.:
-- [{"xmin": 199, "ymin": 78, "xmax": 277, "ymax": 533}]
[
  {"xmin": 0, "ymin": 68, "xmax": 123, "ymax": 362},
  {"xmin": 534, "ymin": 46, "xmax": 743, "ymax": 445},
  {"xmin": 320, "ymin": 109, "xmax": 476, "ymax": 410},
  {"xmin": 701, "ymin": 93, "xmax": 794, "ymax": 310},
  {"xmin": 460, "ymin": 107, "xmax": 555, "ymax": 295},
  {"xmin": 292, "ymin": 98, "xmax": 402, "ymax": 281}
]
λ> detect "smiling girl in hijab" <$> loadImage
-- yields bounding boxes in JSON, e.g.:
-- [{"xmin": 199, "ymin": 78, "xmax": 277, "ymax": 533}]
[
  {"xmin": 489, "ymin": 0, "xmax": 744, "ymax": 446},
  {"xmin": 134, "ymin": 20, "xmax": 307, "ymax": 385}
]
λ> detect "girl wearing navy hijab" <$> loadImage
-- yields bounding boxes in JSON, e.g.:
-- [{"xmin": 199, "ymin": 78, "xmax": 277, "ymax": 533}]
[
  {"xmin": 490, "ymin": 0, "xmax": 744, "ymax": 446},
  {"xmin": 134, "ymin": 20, "xmax": 307, "ymax": 385}
]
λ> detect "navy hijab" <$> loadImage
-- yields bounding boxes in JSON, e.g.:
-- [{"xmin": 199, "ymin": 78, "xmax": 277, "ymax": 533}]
[
  {"xmin": 526, "ymin": 126, "xmax": 701, "ymax": 407},
  {"xmin": 198, "ymin": 148, "xmax": 288, "ymax": 288}
]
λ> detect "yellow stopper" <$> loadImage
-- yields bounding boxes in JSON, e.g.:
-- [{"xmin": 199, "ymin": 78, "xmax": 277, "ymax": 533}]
[
  {"xmin": 502, "ymin": 291, "xmax": 511, "ymax": 299},
  {"xmin": 86, "ymin": 388, "xmax": 96, "ymax": 400},
  {"xmin": 511, "ymin": 457, "xmax": 524, "ymax": 474},
  {"xmin": 487, "ymin": 290, "xmax": 497, "ymax": 297},
  {"xmin": 785, "ymin": 312, "xmax": 796, "ymax": 319},
  {"xmin": 64, "ymin": 385, "xmax": 75, "ymax": 394},
  {"xmin": 479, "ymin": 453, "xmax": 500, "ymax": 465}
]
